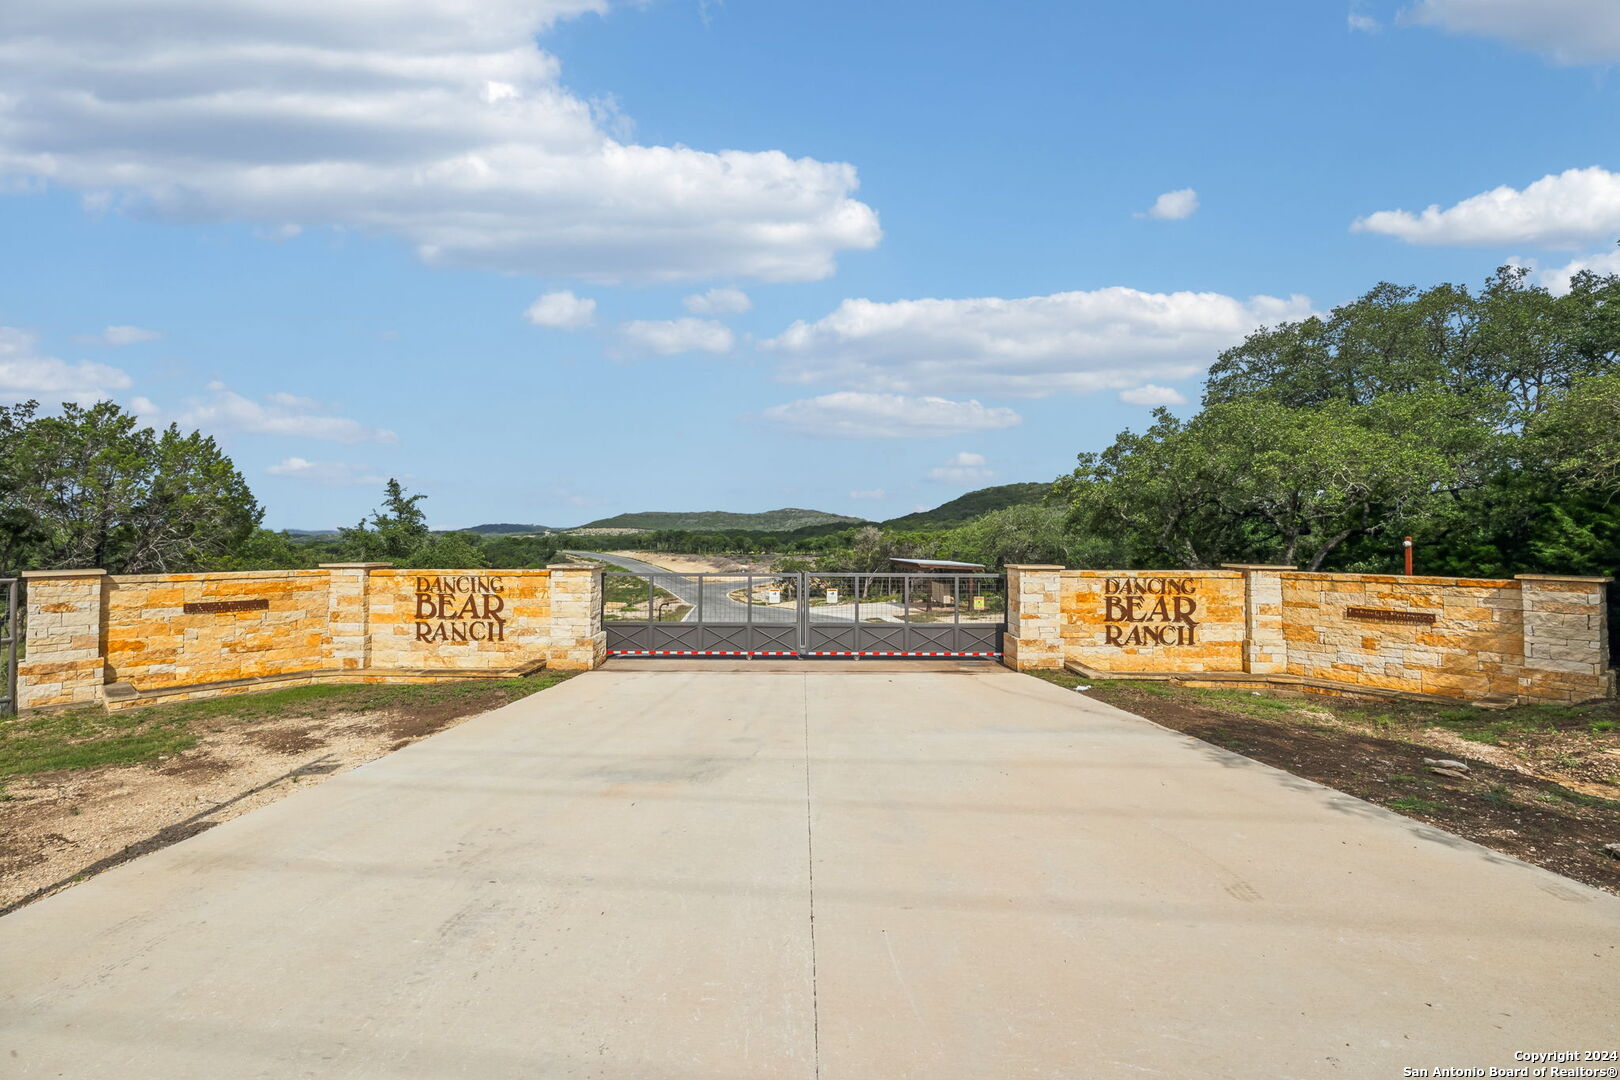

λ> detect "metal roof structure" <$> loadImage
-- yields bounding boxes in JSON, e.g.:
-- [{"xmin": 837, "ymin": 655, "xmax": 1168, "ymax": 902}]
[{"xmin": 887, "ymin": 557, "xmax": 988, "ymax": 571}]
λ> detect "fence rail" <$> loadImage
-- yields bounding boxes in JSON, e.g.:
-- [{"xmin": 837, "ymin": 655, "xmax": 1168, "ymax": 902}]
[{"xmin": 1, "ymin": 577, "xmax": 18, "ymax": 715}]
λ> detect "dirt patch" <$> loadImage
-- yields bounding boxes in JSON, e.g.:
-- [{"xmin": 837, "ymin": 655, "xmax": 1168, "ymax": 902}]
[
  {"xmin": 244, "ymin": 726, "xmax": 327, "ymax": 755},
  {"xmin": 1069, "ymin": 679, "xmax": 1620, "ymax": 895},
  {"xmin": 0, "ymin": 674, "xmax": 571, "ymax": 915},
  {"xmin": 605, "ymin": 551, "xmax": 777, "ymax": 575}
]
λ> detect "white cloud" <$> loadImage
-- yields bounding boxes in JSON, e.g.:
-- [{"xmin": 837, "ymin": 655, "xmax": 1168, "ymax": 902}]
[
  {"xmin": 765, "ymin": 288, "xmax": 1312, "ymax": 398},
  {"xmin": 1353, "ymin": 167, "xmax": 1620, "ymax": 248},
  {"xmin": 1119, "ymin": 384, "xmax": 1188, "ymax": 406},
  {"xmin": 683, "ymin": 287, "xmax": 753, "ymax": 315},
  {"xmin": 0, "ymin": 326, "xmax": 132, "ymax": 402},
  {"xmin": 73, "ymin": 325, "xmax": 162, "ymax": 346},
  {"xmin": 1526, "ymin": 250, "xmax": 1620, "ymax": 295},
  {"xmin": 848, "ymin": 488, "xmax": 886, "ymax": 500},
  {"xmin": 159, "ymin": 383, "xmax": 398, "ymax": 443},
  {"xmin": 0, "ymin": 1, "xmax": 880, "ymax": 284},
  {"xmin": 1348, "ymin": 12, "xmax": 1380, "ymax": 32},
  {"xmin": 761, "ymin": 392, "xmax": 1022, "ymax": 439},
  {"xmin": 524, "ymin": 290, "xmax": 596, "ymax": 329},
  {"xmin": 928, "ymin": 451, "xmax": 993, "ymax": 484},
  {"xmin": 616, "ymin": 317, "xmax": 734, "ymax": 355},
  {"xmin": 1404, "ymin": 0, "xmax": 1620, "ymax": 64},
  {"xmin": 1138, "ymin": 188, "xmax": 1199, "ymax": 221},
  {"xmin": 266, "ymin": 457, "xmax": 388, "ymax": 486}
]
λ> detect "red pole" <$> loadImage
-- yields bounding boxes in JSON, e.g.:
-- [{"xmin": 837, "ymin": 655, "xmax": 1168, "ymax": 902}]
[{"xmin": 1403, "ymin": 536, "xmax": 1414, "ymax": 576}]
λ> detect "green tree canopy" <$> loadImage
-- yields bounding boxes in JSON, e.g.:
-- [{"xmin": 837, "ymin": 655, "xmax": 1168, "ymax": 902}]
[{"xmin": 0, "ymin": 400, "xmax": 260, "ymax": 573}]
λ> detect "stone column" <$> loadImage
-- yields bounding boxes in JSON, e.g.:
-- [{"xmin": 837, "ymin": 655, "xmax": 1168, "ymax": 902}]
[
  {"xmin": 1516, "ymin": 574, "xmax": 1614, "ymax": 703},
  {"xmin": 17, "ymin": 569, "xmax": 107, "ymax": 710},
  {"xmin": 320, "ymin": 563, "xmax": 390, "ymax": 671},
  {"xmin": 1003, "ymin": 564, "xmax": 1065, "ymax": 671},
  {"xmin": 1222, "ymin": 564, "xmax": 1295, "ymax": 675},
  {"xmin": 546, "ymin": 565, "xmax": 605, "ymax": 670}
]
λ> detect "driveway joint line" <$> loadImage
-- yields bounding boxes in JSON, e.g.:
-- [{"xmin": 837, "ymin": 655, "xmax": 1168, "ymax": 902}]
[{"xmin": 803, "ymin": 672, "xmax": 821, "ymax": 1079}]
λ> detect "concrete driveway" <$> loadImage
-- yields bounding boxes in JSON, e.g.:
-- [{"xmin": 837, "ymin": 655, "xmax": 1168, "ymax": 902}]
[{"xmin": 3, "ymin": 666, "xmax": 1616, "ymax": 1078}]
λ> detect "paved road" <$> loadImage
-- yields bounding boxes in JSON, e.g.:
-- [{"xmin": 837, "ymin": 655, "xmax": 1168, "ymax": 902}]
[
  {"xmin": 569, "ymin": 550, "xmax": 795, "ymax": 623},
  {"xmin": 3, "ymin": 668, "xmax": 1616, "ymax": 1078}
]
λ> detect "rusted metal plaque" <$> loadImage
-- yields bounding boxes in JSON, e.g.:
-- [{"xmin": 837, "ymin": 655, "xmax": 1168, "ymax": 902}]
[
  {"xmin": 182, "ymin": 598, "xmax": 270, "ymax": 615},
  {"xmin": 1345, "ymin": 605, "xmax": 1436, "ymax": 626}
]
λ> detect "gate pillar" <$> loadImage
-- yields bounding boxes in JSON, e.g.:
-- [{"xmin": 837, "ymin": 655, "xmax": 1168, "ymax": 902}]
[
  {"xmin": 546, "ymin": 564, "xmax": 606, "ymax": 670},
  {"xmin": 17, "ymin": 569, "xmax": 108, "ymax": 710},
  {"xmin": 1004, "ymin": 564, "xmax": 1064, "ymax": 671}
]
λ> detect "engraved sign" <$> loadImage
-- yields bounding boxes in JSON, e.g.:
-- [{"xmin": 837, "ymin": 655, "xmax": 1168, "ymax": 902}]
[
  {"xmin": 183, "ymin": 598, "xmax": 269, "ymax": 615},
  {"xmin": 1103, "ymin": 576, "xmax": 1199, "ymax": 646},
  {"xmin": 414, "ymin": 575, "xmax": 506, "ymax": 643},
  {"xmin": 1346, "ymin": 606, "xmax": 1436, "ymax": 626}
]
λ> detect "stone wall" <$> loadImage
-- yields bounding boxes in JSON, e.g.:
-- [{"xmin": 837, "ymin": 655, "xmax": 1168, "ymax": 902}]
[
  {"xmin": 1280, "ymin": 573, "xmax": 1523, "ymax": 699},
  {"xmin": 366, "ymin": 569, "xmax": 553, "ymax": 672},
  {"xmin": 1015, "ymin": 565, "xmax": 1613, "ymax": 706},
  {"xmin": 1061, "ymin": 569, "xmax": 1247, "ymax": 673},
  {"xmin": 16, "ymin": 562, "xmax": 607, "ymax": 712},
  {"xmin": 104, "ymin": 570, "xmax": 331, "ymax": 691}
]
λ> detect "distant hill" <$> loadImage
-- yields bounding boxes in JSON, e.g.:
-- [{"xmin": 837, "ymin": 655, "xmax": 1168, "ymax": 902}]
[
  {"xmin": 881, "ymin": 482, "xmax": 1051, "ymax": 530},
  {"xmin": 462, "ymin": 523, "xmax": 557, "ymax": 535},
  {"xmin": 579, "ymin": 507, "xmax": 864, "ymax": 532}
]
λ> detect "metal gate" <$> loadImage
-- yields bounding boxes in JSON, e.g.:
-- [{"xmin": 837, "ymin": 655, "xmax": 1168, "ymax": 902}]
[
  {"xmin": 604, "ymin": 572, "xmax": 1005, "ymax": 658},
  {"xmin": 1, "ymin": 578, "xmax": 18, "ymax": 715}
]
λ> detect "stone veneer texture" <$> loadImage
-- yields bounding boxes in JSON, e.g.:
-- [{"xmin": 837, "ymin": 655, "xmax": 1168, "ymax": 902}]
[{"xmin": 105, "ymin": 571, "xmax": 332, "ymax": 691}]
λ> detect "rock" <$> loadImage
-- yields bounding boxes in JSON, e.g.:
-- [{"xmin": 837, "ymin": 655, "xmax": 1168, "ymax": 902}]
[
  {"xmin": 1429, "ymin": 767, "xmax": 1471, "ymax": 780},
  {"xmin": 1604, "ymin": 843, "xmax": 1620, "ymax": 860},
  {"xmin": 1423, "ymin": 758, "xmax": 1470, "ymax": 772},
  {"xmin": 1072, "ymin": 685, "xmax": 1092, "ymax": 692}
]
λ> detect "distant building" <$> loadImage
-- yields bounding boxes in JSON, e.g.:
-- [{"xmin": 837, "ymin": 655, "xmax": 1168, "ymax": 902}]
[{"xmin": 887, "ymin": 557, "xmax": 990, "ymax": 606}]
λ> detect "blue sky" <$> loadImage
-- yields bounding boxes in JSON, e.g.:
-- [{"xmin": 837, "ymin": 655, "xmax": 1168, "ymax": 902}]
[{"xmin": 3, "ymin": 0, "xmax": 1618, "ymax": 529}]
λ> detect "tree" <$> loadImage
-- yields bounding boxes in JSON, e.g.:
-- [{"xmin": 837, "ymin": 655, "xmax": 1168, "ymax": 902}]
[
  {"xmin": 938, "ymin": 504, "xmax": 1073, "ymax": 568},
  {"xmin": 1528, "ymin": 372, "xmax": 1620, "ymax": 499},
  {"xmin": 1203, "ymin": 265, "xmax": 1615, "ymax": 425},
  {"xmin": 1056, "ymin": 395, "xmax": 1498, "ymax": 571},
  {"xmin": 338, "ymin": 479, "xmax": 431, "ymax": 562},
  {"xmin": 0, "ymin": 400, "xmax": 260, "ymax": 573}
]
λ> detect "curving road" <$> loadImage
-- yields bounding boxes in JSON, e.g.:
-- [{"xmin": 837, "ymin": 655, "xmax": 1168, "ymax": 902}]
[{"xmin": 564, "ymin": 551, "xmax": 798, "ymax": 623}]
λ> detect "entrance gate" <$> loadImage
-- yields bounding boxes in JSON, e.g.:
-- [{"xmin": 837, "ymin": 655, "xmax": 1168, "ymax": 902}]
[{"xmin": 603, "ymin": 572, "xmax": 1005, "ymax": 659}]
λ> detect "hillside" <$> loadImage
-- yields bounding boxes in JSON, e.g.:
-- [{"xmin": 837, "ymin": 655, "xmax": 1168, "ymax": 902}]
[
  {"xmin": 462, "ymin": 523, "xmax": 557, "ymax": 535},
  {"xmin": 881, "ymin": 482, "xmax": 1051, "ymax": 530},
  {"xmin": 579, "ymin": 507, "xmax": 863, "ymax": 532}
]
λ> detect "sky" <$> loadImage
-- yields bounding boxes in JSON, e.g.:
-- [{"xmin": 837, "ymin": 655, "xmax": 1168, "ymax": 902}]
[{"xmin": 3, "ymin": 0, "xmax": 1619, "ymax": 530}]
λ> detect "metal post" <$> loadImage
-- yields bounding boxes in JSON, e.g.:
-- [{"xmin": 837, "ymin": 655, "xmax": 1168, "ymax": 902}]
[
  {"xmin": 696, "ymin": 573, "xmax": 703, "ymax": 623},
  {"xmin": 746, "ymin": 573, "xmax": 752, "ymax": 659},
  {"xmin": 1403, "ymin": 537, "xmax": 1414, "ymax": 576},
  {"xmin": 1, "ymin": 578, "xmax": 16, "ymax": 716}
]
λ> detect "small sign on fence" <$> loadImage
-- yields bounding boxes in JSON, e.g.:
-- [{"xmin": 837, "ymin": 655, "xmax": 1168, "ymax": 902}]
[{"xmin": 826, "ymin": 589, "xmax": 839, "ymax": 604}]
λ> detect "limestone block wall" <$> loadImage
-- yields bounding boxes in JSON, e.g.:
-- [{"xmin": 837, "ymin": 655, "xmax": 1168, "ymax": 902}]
[
  {"xmin": 1519, "ymin": 576, "xmax": 1615, "ymax": 703},
  {"xmin": 16, "ymin": 561, "xmax": 607, "ymax": 712},
  {"xmin": 17, "ymin": 570, "xmax": 108, "ymax": 710},
  {"xmin": 1280, "ymin": 573, "xmax": 1524, "ymax": 700},
  {"xmin": 103, "ymin": 570, "xmax": 332, "ymax": 691},
  {"xmin": 1004, "ymin": 565, "xmax": 1064, "ymax": 671},
  {"xmin": 1061, "ymin": 569, "xmax": 1247, "ymax": 673},
  {"xmin": 1009, "ymin": 564, "xmax": 1613, "ymax": 706},
  {"xmin": 367, "ymin": 569, "xmax": 552, "ymax": 672},
  {"xmin": 545, "ymin": 565, "xmax": 606, "ymax": 671}
]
